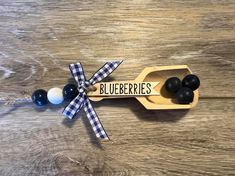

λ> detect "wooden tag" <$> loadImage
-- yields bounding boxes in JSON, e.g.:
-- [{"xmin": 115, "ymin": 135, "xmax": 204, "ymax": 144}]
[{"xmin": 88, "ymin": 81, "xmax": 159, "ymax": 97}]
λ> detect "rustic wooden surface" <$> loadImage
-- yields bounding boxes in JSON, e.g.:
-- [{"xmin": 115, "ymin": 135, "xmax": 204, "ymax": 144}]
[{"xmin": 0, "ymin": 0, "xmax": 235, "ymax": 175}]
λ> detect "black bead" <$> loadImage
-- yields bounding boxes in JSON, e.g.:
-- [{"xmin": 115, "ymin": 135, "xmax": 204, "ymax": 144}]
[
  {"xmin": 63, "ymin": 84, "xmax": 78, "ymax": 100},
  {"xmin": 32, "ymin": 89, "xmax": 48, "ymax": 106},
  {"xmin": 165, "ymin": 77, "xmax": 182, "ymax": 93},
  {"xmin": 182, "ymin": 74, "xmax": 200, "ymax": 91},
  {"xmin": 176, "ymin": 87, "xmax": 194, "ymax": 104}
]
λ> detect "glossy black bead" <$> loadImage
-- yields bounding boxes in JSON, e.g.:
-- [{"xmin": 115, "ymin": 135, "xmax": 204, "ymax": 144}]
[
  {"xmin": 31, "ymin": 89, "xmax": 48, "ymax": 106},
  {"xmin": 176, "ymin": 87, "xmax": 194, "ymax": 104},
  {"xmin": 182, "ymin": 74, "xmax": 200, "ymax": 91},
  {"xmin": 63, "ymin": 84, "xmax": 78, "ymax": 100},
  {"xmin": 165, "ymin": 77, "xmax": 182, "ymax": 93}
]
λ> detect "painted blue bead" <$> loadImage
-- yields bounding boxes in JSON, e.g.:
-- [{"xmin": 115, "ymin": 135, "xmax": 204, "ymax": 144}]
[
  {"xmin": 63, "ymin": 84, "xmax": 78, "ymax": 100},
  {"xmin": 165, "ymin": 77, "xmax": 182, "ymax": 93},
  {"xmin": 182, "ymin": 74, "xmax": 200, "ymax": 91},
  {"xmin": 176, "ymin": 87, "xmax": 194, "ymax": 104},
  {"xmin": 32, "ymin": 89, "xmax": 48, "ymax": 106}
]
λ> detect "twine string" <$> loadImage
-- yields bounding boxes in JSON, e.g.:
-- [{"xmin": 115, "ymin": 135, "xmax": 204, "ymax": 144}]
[{"xmin": 0, "ymin": 96, "xmax": 32, "ymax": 105}]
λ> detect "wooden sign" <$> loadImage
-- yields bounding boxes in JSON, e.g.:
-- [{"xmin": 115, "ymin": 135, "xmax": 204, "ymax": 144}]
[{"xmin": 88, "ymin": 81, "xmax": 159, "ymax": 97}]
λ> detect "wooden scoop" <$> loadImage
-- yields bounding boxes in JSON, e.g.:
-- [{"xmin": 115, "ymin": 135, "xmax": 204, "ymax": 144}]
[{"xmin": 88, "ymin": 65, "xmax": 199, "ymax": 110}]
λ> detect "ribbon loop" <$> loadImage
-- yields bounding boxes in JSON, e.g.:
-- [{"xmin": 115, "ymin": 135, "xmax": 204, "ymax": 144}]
[
  {"xmin": 69, "ymin": 63, "xmax": 86, "ymax": 85},
  {"xmin": 63, "ymin": 61, "xmax": 122, "ymax": 140}
]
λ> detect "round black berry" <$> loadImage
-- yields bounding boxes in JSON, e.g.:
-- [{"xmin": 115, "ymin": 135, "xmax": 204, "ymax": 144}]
[
  {"xmin": 182, "ymin": 74, "xmax": 200, "ymax": 91},
  {"xmin": 176, "ymin": 87, "xmax": 194, "ymax": 104},
  {"xmin": 165, "ymin": 77, "xmax": 182, "ymax": 93}
]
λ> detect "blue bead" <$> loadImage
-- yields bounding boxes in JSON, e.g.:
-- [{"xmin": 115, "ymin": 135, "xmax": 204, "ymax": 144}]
[
  {"xmin": 165, "ymin": 77, "xmax": 182, "ymax": 93},
  {"xmin": 176, "ymin": 87, "xmax": 194, "ymax": 104},
  {"xmin": 32, "ymin": 89, "xmax": 48, "ymax": 106},
  {"xmin": 182, "ymin": 74, "xmax": 200, "ymax": 91},
  {"xmin": 63, "ymin": 84, "xmax": 78, "ymax": 100}
]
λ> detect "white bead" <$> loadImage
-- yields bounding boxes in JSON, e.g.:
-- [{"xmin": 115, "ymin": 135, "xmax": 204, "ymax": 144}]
[{"xmin": 47, "ymin": 87, "xmax": 64, "ymax": 105}]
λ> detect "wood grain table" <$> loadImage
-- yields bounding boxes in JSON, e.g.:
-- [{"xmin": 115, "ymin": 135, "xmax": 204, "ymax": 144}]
[{"xmin": 0, "ymin": 0, "xmax": 235, "ymax": 175}]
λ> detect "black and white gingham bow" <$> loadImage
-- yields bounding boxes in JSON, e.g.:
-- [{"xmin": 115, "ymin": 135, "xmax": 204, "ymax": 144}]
[{"xmin": 63, "ymin": 61, "xmax": 122, "ymax": 140}]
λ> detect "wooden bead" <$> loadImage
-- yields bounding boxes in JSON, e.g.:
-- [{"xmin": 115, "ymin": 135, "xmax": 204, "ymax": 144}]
[
  {"xmin": 31, "ymin": 89, "xmax": 48, "ymax": 106},
  {"xmin": 182, "ymin": 74, "xmax": 200, "ymax": 91},
  {"xmin": 47, "ymin": 87, "xmax": 64, "ymax": 105},
  {"xmin": 176, "ymin": 87, "xmax": 194, "ymax": 104},
  {"xmin": 165, "ymin": 77, "xmax": 182, "ymax": 93},
  {"xmin": 63, "ymin": 84, "xmax": 78, "ymax": 101}
]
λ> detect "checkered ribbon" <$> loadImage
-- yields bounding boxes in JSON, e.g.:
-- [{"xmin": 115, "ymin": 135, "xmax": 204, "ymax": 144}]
[{"xmin": 63, "ymin": 61, "xmax": 122, "ymax": 140}]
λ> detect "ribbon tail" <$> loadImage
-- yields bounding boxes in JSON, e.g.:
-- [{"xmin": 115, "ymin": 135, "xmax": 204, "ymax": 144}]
[
  {"xmin": 89, "ymin": 60, "xmax": 123, "ymax": 85},
  {"xmin": 63, "ymin": 93, "xmax": 85, "ymax": 119},
  {"xmin": 69, "ymin": 63, "xmax": 86, "ymax": 85},
  {"xmin": 83, "ymin": 97, "xmax": 109, "ymax": 140}
]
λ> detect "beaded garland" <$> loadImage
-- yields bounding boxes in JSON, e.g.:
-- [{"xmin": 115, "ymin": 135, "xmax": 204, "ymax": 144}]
[{"xmin": 31, "ymin": 84, "xmax": 79, "ymax": 106}]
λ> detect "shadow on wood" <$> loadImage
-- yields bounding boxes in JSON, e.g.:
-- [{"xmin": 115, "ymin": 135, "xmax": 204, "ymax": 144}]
[
  {"xmin": 94, "ymin": 98, "xmax": 189, "ymax": 122},
  {"xmin": 62, "ymin": 110, "xmax": 103, "ymax": 149}
]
